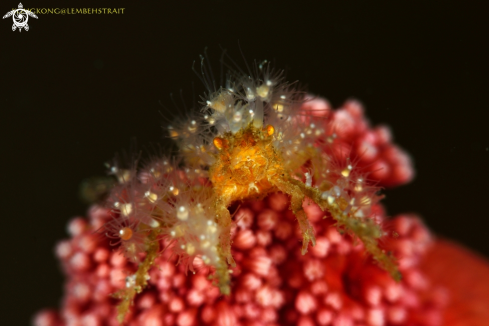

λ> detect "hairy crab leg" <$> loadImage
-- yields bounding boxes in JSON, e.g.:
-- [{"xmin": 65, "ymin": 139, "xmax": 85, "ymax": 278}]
[{"xmin": 272, "ymin": 176, "xmax": 317, "ymax": 255}]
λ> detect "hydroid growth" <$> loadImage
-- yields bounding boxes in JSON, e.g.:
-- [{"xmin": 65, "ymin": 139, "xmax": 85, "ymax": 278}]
[{"xmin": 101, "ymin": 53, "xmax": 407, "ymax": 322}]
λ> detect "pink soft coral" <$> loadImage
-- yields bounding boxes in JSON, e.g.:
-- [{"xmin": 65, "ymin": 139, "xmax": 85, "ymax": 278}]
[{"xmin": 33, "ymin": 98, "xmax": 489, "ymax": 326}]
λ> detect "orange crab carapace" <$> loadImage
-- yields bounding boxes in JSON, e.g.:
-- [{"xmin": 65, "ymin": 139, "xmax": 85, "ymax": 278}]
[{"xmin": 210, "ymin": 123, "xmax": 317, "ymax": 268}]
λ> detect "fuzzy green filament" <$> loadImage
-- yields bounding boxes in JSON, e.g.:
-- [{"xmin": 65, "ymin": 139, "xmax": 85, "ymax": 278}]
[{"xmin": 114, "ymin": 230, "xmax": 160, "ymax": 323}]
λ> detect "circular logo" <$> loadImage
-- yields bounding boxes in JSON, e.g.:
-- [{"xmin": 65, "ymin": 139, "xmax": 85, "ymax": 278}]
[{"xmin": 13, "ymin": 9, "xmax": 28, "ymax": 28}]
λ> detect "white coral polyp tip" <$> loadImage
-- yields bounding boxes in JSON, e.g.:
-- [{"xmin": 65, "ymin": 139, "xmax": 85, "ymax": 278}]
[
  {"xmin": 305, "ymin": 172, "xmax": 312, "ymax": 187},
  {"xmin": 144, "ymin": 191, "xmax": 158, "ymax": 203},
  {"xmin": 177, "ymin": 206, "xmax": 189, "ymax": 221},
  {"xmin": 186, "ymin": 243, "xmax": 195, "ymax": 255},
  {"xmin": 256, "ymin": 85, "xmax": 270, "ymax": 99},
  {"xmin": 341, "ymin": 165, "xmax": 353, "ymax": 178},
  {"xmin": 233, "ymin": 111, "xmax": 242, "ymax": 122},
  {"xmin": 149, "ymin": 218, "xmax": 160, "ymax": 228},
  {"xmin": 125, "ymin": 274, "xmax": 136, "ymax": 288},
  {"xmin": 120, "ymin": 203, "xmax": 132, "ymax": 217},
  {"xmin": 246, "ymin": 87, "xmax": 255, "ymax": 101}
]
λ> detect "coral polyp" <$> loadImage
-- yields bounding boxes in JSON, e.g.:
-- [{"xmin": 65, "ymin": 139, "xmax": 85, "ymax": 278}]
[{"xmin": 103, "ymin": 54, "xmax": 404, "ymax": 322}]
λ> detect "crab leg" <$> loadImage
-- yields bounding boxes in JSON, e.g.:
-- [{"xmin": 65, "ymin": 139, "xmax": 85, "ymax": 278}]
[{"xmin": 272, "ymin": 176, "xmax": 316, "ymax": 255}]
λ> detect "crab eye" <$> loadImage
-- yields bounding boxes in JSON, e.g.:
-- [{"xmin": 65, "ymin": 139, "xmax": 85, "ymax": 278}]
[
  {"xmin": 119, "ymin": 227, "xmax": 133, "ymax": 241},
  {"xmin": 266, "ymin": 125, "xmax": 275, "ymax": 136},
  {"xmin": 213, "ymin": 137, "xmax": 224, "ymax": 150}
]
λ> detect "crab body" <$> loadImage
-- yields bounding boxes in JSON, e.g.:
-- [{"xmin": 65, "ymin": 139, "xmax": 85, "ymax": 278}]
[
  {"xmin": 210, "ymin": 124, "xmax": 280, "ymax": 202},
  {"xmin": 106, "ymin": 54, "xmax": 403, "ymax": 322},
  {"xmin": 209, "ymin": 123, "xmax": 320, "ymax": 275}
]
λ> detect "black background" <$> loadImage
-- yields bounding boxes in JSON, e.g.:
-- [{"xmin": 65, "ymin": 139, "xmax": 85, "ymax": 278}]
[{"xmin": 1, "ymin": 1, "xmax": 487, "ymax": 325}]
